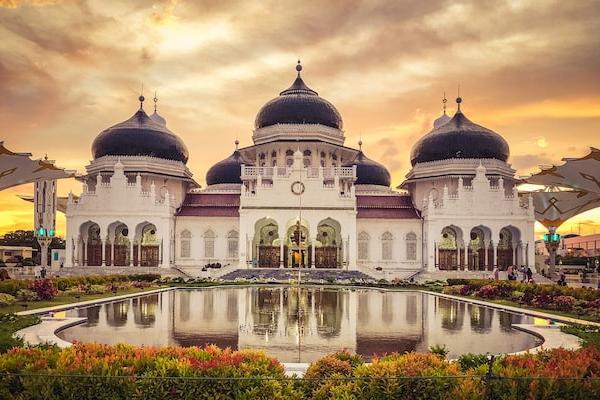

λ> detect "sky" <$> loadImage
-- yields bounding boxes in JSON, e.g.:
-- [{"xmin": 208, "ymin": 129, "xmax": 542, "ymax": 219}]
[{"xmin": 0, "ymin": 0, "xmax": 598, "ymax": 238}]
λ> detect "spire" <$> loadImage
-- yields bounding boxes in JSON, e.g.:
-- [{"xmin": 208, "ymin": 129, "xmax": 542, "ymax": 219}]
[
  {"xmin": 358, "ymin": 139, "xmax": 363, "ymax": 151},
  {"xmin": 234, "ymin": 139, "xmax": 239, "ymax": 150},
  {"xmin": 296, "ymin": 59, "xmax": 302, "ymax": 77},
  {"xmin": 153, "ymin": 91, "xmax": 158, "ymax": 113},
  {"xmin": 442, "ymin": 92, "xmax": 447, "ymax": 115},
  {"xmin": 456, "ymin": 84, "xmax": 462, "ymax": 113},
  {"xmin": 139, "ymin": 83, "xmax": 145, "ymax": 110}
]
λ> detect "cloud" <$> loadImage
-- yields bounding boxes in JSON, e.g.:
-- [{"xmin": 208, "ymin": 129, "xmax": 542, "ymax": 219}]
[{"xmin": 0, "ymin": 0, "xmax": 599, "ymax": 235}]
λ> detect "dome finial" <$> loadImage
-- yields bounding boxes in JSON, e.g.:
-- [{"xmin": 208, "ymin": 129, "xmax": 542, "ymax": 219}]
[
  {"xmin": 456, "ymin": 84, "xmax": 462, "ymax": 113},
  {"xmin": 139, "ymin": 83, "xmax": 145, "ymax": 110},
  {"xmin": 153, "ymin": 91, "xmax": 158, "ymax": 112},
  {"xmin": 296, "ymin": 59, "xmax": 302, "ymax": 76},
  {"xmin": 358, "ymin": 133, "xmax": 363, "ymax": 151},
  {"xmin": 442, "ymin": 91, "xmax": 447, "ymax": 115},
  {"xmin": 234, "ymin": 138, "xmax": 239, "ymax": 150}
]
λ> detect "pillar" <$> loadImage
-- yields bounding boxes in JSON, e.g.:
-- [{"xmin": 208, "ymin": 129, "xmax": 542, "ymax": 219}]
[
  {"xmin": 83, "ymin": 239, "xmax": 88, "ymax": 266},
  {"xmin": 129, "ymin": 240, "xmax": 134, "ymax": 267},
  {"xmin": 484, "ymin": 241, "xmax": 489, "ymax": 270},
  {"xmin": 522, "ymin": 242, "xmax": 528, "ymax": 268},
  {"xmin": 279, "ymin": 240, "xmax": 284, "ymax": 268},
  {"xmin": 74, "ymin": 236, "xmax": 80, "ymax": 267},
  {"xmin": 111, "ymin": 242, "xmax": 115, "ymax": 267},
  {"xmin": 456, "ymin": 245, "xmax": 460, "ymax": 270},
  {"xmin": 101, "ymin": 239, "xmax": 106, "ymax": 267},
  {"xmin": 310, "ymin": 241, "xmax": 315, "ymax": 268},
  {"xmin": 492, "ymin": 242, "xmax": 497, "ymax": 269},
  {"xmin": 137, "ymin": 242, "xmax": 142, "ymax": 266},
  {"xmin": 435, "ymin": 242, "xmax": 439, "ymax": 270},
  {"xmin": 463, "ymin": 242, "xmax": 468, "ymax": 271},
  {"xmin": 513, "ymin": 242, "xmax": 518, "ymax": 267}
]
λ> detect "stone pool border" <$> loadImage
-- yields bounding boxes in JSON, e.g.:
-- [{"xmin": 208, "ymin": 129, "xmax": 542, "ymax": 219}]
[{"xmin": 14, "ymin": 284, "xmax": 593, "ymax": 375}]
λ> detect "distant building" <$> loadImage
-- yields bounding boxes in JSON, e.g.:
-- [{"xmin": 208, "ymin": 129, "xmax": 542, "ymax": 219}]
[
  {"xmin": 0, "ymin": 246, "xmax": 35, "ymax": 263},
  {"xmin": 65, "ymin": 62, "xmax": 535, "ymax": 277}
]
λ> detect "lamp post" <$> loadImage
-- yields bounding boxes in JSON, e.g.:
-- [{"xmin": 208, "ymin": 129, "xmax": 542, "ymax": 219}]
[{"xmin": 543, "ymin": 227, "xmax": 561, "ymax": 278}]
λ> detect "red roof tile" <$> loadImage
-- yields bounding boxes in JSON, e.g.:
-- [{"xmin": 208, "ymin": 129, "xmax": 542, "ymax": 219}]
[
  {"xmin": 177, "ymin": 193, "xmax": 240, "ymax": 217},
  {"xmin": 356, "ymin": 195, "xmax": 420, "ymax": 219}
]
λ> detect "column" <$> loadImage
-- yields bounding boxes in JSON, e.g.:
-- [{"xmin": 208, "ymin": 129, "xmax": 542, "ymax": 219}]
[
  {"xmin": 456, "ymin": 245, "xmax": 460, "ymax": 270},
  {"xmin": 129, "ymin": 241, "xmax": 134, "ymax": 266},
  {"xmin": 83, "ymin": 239, "xmax": 88, "ymax": 266},
  {"xmin": 158, "ymin": 240, "xmax": 163, "ymax": 267},
  {"xmin": 137, "ymin": 242, "xmax": 142, "ymax": 266},
  {"xmin": 101, "ymin": 239, "xmax": 106, "ymax": 267},
  {"xmin": 463, "ymin": 242, "xmax": 468, "ymax": 271},
  {"xmin": 310, "ymin": 241, "xmax": 315, "ymax": 268},
  {"xmin": 279, "ymin": 241, "xmax": 284, "ymax": 268},
  {"xmin": 513, "ymin": 243, "xmax": 518, "ymax": 267},
  {"xmin": 74, "ymin": 236, "xmax": 80, "ymax": 267},
  {"xmin": 111, "ymin": 242, "xmax": 115, "ymax": 267},
  {"xmin": 521, "ymin": 242, "xmax": 528, "ymax": 268},
  {"xmin": 435, "ymin": 242, "xmax": 439, "ymax": 270},
  {"xmin": 492, "ymin": 242, "xmax": 497, "ymax": 269},
  {"xmin": 484, "ymin": 242, "xmax": 489, "ymax": 270}
]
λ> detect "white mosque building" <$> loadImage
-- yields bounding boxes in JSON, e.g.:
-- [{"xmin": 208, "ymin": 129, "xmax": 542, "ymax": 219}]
[{"xmin": 64, "ymin": 62, "xmax": 535, "ymax": 277}]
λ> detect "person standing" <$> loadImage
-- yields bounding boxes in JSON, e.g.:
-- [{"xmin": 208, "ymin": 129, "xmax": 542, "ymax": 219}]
[
  {"xmin": 526, "ymin": 267, "xmax": 533, "ymax": 283},
  {"xmin": 493, "ymin": 266, "xmax": 499, "ymax": 280}
]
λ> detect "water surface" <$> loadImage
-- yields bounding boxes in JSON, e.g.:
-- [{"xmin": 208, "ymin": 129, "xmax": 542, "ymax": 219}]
[{"xmin": 58, "ymin": 287, "xmax": 541, "ymax": 362}]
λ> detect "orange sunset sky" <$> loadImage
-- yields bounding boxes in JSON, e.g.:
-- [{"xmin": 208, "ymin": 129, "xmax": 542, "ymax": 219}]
[{"xmin": 0, "ymin": 0, "xmax": 598, "ymax": 238}]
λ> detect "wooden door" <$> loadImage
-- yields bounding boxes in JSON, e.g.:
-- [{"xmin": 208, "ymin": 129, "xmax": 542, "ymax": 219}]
[
  {"xmin": 316, "ymin": 247, "xmax": 337, "ymax": 268},
  {"xmin": 258, "ymin": 246, "xmax": 280, "ymax": 268},
  {"xmin": 87, "ymin": 244, "xmax": 102, "ymax": 266},
  {"xmin": 113, "ymin": 245, "xmax": 128, "ymax": 266},
  {"xmin": 438, "ymin": 249, "xmax": 457, "ymax": 270},
  {"xmin": 141, "ymin": 245, "xmax": 159, "ymax": 267}
]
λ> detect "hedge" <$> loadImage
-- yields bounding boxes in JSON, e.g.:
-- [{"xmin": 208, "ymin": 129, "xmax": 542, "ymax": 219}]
[
  {"xmin": 2, "ymin": 345, "xmax": 598, "ymax": 399},
  {"xmin": 0, "ymin": 343, "xmax": 296, "ymax": 399},
  {"xmin": 0, "ymin": 274, "xmax": 161, "ymax": 296}
]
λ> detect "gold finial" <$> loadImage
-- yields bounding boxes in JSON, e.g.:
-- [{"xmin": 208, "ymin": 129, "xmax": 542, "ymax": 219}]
[
  {"xmin": 442, "ymin": 91, "xmax": 447, "ymax": 115},
  {"xmin": 296, "ymin": 59, "xmax": 302, "ymax": 76},
  {"xmin": 153, "ymin": 91, "xmax": 158, "ymax": 112},
  {"xmin": 139, "ymin": 83, "xmax": 145, "ymax": 109},
  {"xmin": 456, "ymin": 84, "xmax": 462, "ymax": 112},
  {"xmin": 234, "ymin": 139, "xmax": 239, "ymax": 150}
]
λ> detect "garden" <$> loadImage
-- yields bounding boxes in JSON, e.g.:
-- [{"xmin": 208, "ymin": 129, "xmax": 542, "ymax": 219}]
[
  {"xmin": 0, "ymin": 342, "xmax": 599, "ymax": 399},
  {"xmin": 442, "ymin": 279, "xmax": 600, "ymax": 322}
]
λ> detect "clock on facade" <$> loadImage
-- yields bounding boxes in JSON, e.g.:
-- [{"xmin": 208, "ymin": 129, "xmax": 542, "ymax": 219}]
[{"xmin": 291, "ymin": 181, "xmax": 305, "ymax": 195}]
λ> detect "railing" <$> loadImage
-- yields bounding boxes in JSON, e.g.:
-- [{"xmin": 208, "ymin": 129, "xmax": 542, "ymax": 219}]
[
  {"xmin": 242, "ymin": 166, "xmax": 356, "ymax": 179},
  {"xmin": 1, "ymin": 372, "xmax": 598, "ymax": 399}
]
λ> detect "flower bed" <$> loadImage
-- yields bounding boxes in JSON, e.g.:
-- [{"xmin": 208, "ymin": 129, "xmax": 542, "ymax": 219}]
[
  {"xmin": 0, "ymin": 344, "xmax": 598, "ymax": 399},
  {"xmin": 443, "ymin": 279, "xmax": 600, "ymax": 321},
  {"xmin": 0, "ymin": 342, "xmax": 294, "ymax": 399}
]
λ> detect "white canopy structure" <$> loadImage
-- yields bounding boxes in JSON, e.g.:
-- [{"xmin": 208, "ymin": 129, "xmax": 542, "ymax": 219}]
[
  {"xmin": 0, "ymin": 142, "xmax": 75, "ymax": 191},
  {"xmin": 526, "ymin": 147, "xmax": 600, "ymax": 228}
]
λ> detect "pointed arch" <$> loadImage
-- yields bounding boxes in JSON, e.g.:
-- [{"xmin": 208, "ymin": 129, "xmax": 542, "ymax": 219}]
[
  {"xmin": 381, "ymin": 231, "xmax": 393, "ymax": 260},
  {"xmin": 358, "ymin": 231, "xmax": 370, "ymax": 261},
  {"xmin": 406, "ymin": 232, "xmax": 417, "ymax": 261}
]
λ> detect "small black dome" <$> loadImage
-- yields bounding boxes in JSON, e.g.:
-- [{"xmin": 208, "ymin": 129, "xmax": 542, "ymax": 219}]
[
  {"xmin": 255, "ymin": 68, "xmax": 343, "ymax": 130},
  {"xmin": 92, "ymin": 108, "xmax": 188, "ymax": 163},
  {"xmin": 206, "ymin": 150, "xmax": 245, "ymax": 185},
  {"xmin": 344, "ymin": 151, "xmax": 391, "ymax": 187},
  {"xmin": 410, "ymin": 111, "xmax": 509, "ymax": 166}
]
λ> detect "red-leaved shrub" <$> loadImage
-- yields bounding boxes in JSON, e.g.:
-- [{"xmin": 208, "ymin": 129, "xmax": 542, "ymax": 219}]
[{"xmin": 29, "ymin": 279, "xmax": 58, "ymax": 300}]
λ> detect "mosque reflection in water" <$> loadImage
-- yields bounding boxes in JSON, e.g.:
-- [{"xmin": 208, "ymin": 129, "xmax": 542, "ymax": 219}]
[{"xmin": 59, "ymin": 288, "xmax": 540, "ymax": 362}]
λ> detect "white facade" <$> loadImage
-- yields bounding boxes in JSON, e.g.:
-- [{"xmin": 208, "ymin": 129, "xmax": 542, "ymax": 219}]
[{"xmin": 64, "ymin": 68, "xmax": 537, "ymax": 277}]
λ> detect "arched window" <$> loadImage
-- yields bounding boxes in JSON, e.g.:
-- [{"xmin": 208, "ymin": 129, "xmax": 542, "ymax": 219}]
[
  {"xmin": 358, "ymin": 232, "xmax": 370, "ymax": 260},
  {"xmin": 406, "ymin": 232, "xmax": 417, "ymax": 261},
  {"xmin": 180, "ymin": 230, "xmax": 191, "ymax": 258},
  {"xmin": 227, "ymin": 230, "xmax": 239, "ymax": 259},
  {"xmin": 381, "ymin": 232, "xmax": 393, "ymax": 260},
  {"xmin": 204, "ymin": 229, "xmax": 215, "ymax": 258}
]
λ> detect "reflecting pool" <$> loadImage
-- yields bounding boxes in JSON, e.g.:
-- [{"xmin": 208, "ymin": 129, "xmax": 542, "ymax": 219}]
[{"xmin": 57, "ymin": 287, "xmax": 542, "ymax": 363}]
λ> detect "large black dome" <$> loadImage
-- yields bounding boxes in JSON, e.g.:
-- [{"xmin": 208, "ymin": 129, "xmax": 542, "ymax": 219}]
[
  {"xmin": 410, "ymin": 109, "xmax": 509, "ymax": 166},
  {"xmin": 92, "ymin": 105, "xmax": 189, "ymax": 163},
  {"xmin": 344, "ymin": 150, "xmax": 391, "ymax": 187},
  {"xmin": 255, "ymin": 63, "xmax": 343, "ymax": 130},
  {"xmin": 206, "ymin": 149, "xmax": 244, "ymax": 186}
]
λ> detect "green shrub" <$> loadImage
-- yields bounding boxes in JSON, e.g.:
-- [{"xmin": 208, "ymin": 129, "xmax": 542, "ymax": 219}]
[
  {"xmin": 0, "ymin": 314, "xmax": 40, "ymax": 354},
  {"xmin": 457, "ymin": 353, "xmax": 489, "ymax": 371},
  {"xmin": 0, "ymin": 293, "xmax": 16, "ymax": 307},
  {"xmin": 16, "ymin": 289, "xmax": 39, "ymax": 302},
  {"xmin": 0, "ymin": 279, "xmax": 29, "ymax": 296},
  {"xmin": 0, "ymin": 342, "xmax": 295, "ymax": 399},
  {"xmin": 429, "ymin": 344, "xmax": 449, "ymax": 358},
  {"xmin": 86, "ymin": 284, "xmax": 109, "ymax": 295}
]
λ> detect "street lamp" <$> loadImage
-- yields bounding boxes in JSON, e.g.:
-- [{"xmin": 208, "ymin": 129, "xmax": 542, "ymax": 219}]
[{"xmin": 543, "ymin": 228, "xmax": 561, "ymax": 278}]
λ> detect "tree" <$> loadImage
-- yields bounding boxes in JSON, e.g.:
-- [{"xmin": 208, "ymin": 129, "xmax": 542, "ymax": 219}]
[{"xmin": 0, "ymin": 230, "xmax": 66, "ymax": 251}]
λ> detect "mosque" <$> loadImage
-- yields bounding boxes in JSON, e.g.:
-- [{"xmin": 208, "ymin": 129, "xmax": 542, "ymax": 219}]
[{"xmin": 64, "ymin": 62, "xmax": 535, "ymax": 277}]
